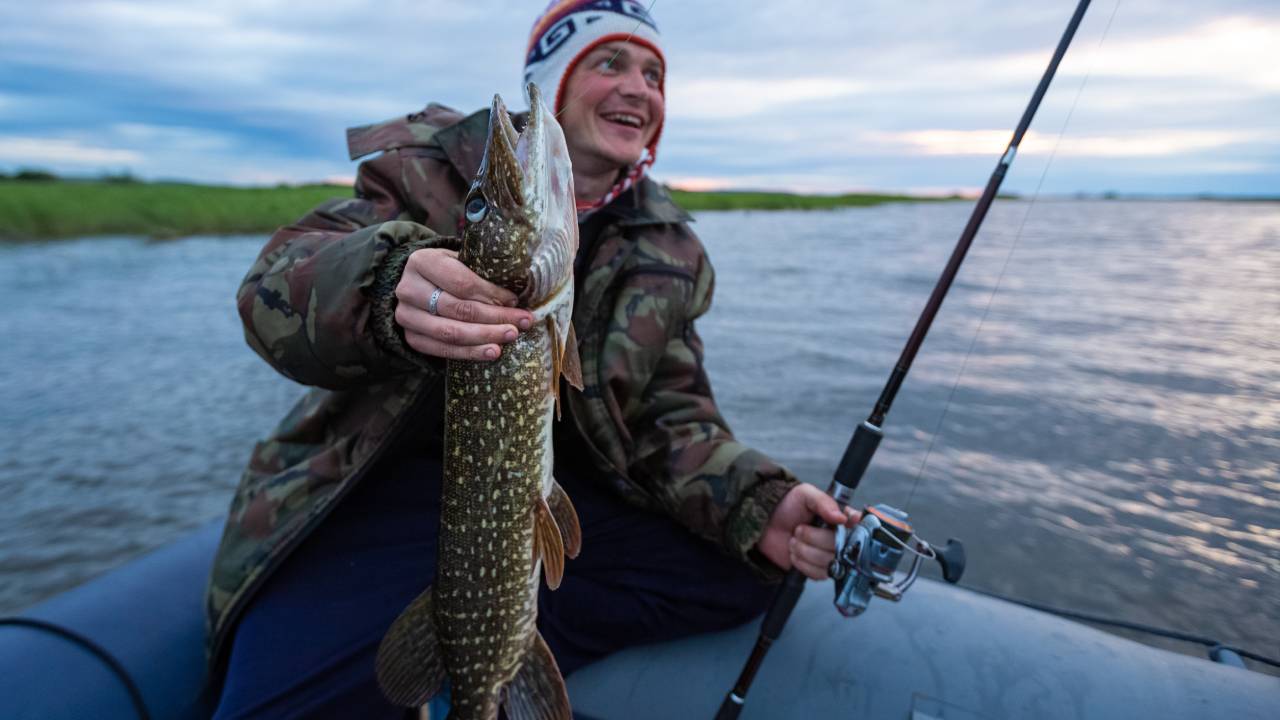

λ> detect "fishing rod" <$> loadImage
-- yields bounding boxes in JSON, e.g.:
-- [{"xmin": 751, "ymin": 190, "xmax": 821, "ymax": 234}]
[{"xmin": 714, "ymin": 0, "xmax": 1094, "ymax": 717}]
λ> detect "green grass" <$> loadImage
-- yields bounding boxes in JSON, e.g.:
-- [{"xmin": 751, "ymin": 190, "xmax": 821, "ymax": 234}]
[
  {"xmin": 0, "ymin": 180, "xmax": 347, "ymax": 241},
  {"xmin": 0, "ymin": 179, "xmax": 949, "ymax": 241},
  {"xmin": 668, "ymin": 189, "xmax": 954, "ymax": 211}
]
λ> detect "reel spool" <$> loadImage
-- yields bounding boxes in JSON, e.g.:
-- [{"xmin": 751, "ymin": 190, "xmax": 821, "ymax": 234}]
[{"xmin": 829, "ymin": 504, "xmax": 967, "ymax": 617}]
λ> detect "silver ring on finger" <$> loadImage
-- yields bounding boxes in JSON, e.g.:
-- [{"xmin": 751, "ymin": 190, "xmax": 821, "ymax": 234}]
[{"xmin": 428, "ymin": 288, "xmax": 443, "ymax": 316}]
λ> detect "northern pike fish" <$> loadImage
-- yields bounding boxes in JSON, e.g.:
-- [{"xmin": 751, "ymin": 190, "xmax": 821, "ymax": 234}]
[{"xmin": 375, "ymin": 83, "xmax": 583, "ymax": 720}]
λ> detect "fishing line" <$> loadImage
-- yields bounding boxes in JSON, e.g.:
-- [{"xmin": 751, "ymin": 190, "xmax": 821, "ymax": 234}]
[
  {"xmin": 902, "ymin": 0, "xmax": 1123, "ymax": 513},
  {"xmin": 553, "ymin": 0, "xmax": 660, "ymax": 121}
]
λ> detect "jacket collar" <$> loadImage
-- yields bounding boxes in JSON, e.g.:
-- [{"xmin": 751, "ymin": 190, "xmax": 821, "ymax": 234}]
[
  {"xmin": 600, "ymin": 180, "xmax": 693, "ymax": 227},
  {"xmin": 346, "ymin": 103, "xmax": 467, "ymax": 161}
]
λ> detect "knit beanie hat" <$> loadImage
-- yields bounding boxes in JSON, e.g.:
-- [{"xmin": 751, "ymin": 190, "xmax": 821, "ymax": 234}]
[{"xmin": 523, "ymin": 0, "xmax": 665, "ymax": 211}]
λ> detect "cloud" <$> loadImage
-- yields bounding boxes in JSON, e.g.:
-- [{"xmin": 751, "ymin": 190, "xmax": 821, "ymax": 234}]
[
  {"xmin": 994, "ymin": 15, "xmax": 1280, "ymax": 94},
  {"xmin": 867, "ymin": 128, "xmax": 1268, "ymax": 158},
  {"xmin": 0, "ymin": 0, "xmax": 530, "ymax": 125},
  {"xmin": 0, "ymin": 124, "xmax": 332, "ymax": 184},
  {"xmin": 0, "ymin": 137, "xmax": 142, "ymax": 166},
  {"xmin": 108, "ymin": 123, "xmax": 236, "ymax": 152},
  {"xmin": 668, "ymin": 77, "xmax": 866, "ymax": 119},
  {"xmin": 0, "ymin": 1, "xmax": 1275, "ymax": 193}
]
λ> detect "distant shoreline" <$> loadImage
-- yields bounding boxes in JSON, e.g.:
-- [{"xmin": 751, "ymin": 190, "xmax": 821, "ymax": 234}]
[
  {"xmin": 0, "ymin": 179, "xmax": 946, "ymax": 241},
  {"xmin": 0, "ymin": 178, "xmax": 1273, "ymax": 241}
]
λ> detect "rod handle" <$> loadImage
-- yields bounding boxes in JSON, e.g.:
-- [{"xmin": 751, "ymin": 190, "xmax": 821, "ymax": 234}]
[
  {"xmin": 832, "ymin": 421, "xmax": 883, "ymax": 497},
  {"xmin": 762, "ymin": 569, "xmax": 808, "ymax": 639},
  {"xmin": 713, "ymin": 569, "xmax": 808, "ymax": 719}
]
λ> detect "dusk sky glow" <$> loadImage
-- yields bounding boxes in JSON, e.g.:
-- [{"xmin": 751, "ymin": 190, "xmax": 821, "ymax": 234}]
[{"xmin": 1, "ymin": 0, "xmax": 1276, "ymax": 195}]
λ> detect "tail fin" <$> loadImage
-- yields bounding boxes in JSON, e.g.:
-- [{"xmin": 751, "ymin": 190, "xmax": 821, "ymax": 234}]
[
  {"xmin": 376, "ymin": 586, "xmax": 447, "ymax": 707},
  {"xmin": 503, "ymin": 632, "xmax": 571, "ymax": 720}
]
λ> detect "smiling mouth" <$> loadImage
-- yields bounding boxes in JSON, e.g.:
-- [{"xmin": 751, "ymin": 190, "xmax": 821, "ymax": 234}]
[{"xmin": 601, "ymin": 112, "xmax": 644, "ymax": 129}]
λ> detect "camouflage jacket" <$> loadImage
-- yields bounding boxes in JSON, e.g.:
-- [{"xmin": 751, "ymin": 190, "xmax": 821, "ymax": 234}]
[{"xmin": 204, "ymin": 104, "xmax": 798, "ymax": 667}]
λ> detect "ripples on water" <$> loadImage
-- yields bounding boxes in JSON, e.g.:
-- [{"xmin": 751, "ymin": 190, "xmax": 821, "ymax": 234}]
[
  {"xmin": 0, "ymin": 238, "xmax": 303, "ymax": 609},
  {"xmin": 0, "ymin": 200, "xmax": 1276, "ymax": 667},
  {"xmin": 696, "ymin": 201, "xmax": 1279, "ymax": 663}
]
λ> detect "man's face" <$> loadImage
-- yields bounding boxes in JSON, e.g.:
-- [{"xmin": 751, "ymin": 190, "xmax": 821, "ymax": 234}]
[{"xmin": 557, "ymin": 41, "xmax": 665, "ymax": 174}]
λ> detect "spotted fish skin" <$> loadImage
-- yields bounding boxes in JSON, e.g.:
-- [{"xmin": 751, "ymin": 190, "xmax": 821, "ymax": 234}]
[
  {"xmin": 376, "ymin": 83, "xmax": 581, "ymax": 720},
  {"xmin": 439, "ymin": 313, "xmax": 558, "ymax": 717}
]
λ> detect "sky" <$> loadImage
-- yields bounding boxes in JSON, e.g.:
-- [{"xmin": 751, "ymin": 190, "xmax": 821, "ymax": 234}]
[{"xmin": 1, "ymin": 0, "xmax": 1277, "ymax": 196}]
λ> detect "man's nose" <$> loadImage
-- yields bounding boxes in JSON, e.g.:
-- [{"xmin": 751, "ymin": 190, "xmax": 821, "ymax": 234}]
[{"xmin": 616, "ymin": 66, "xmax": 649, "ymax": 97}]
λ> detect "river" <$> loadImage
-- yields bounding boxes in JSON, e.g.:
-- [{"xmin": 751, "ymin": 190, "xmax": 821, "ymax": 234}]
[{"xmin": 1, "ymin": 199, "xmax": 1276, "ymax": 669}]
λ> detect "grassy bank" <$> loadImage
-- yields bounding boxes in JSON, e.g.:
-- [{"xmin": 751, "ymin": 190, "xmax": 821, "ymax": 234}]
[
  {"xmin": 0, "ymin": 180, "xmax": 346, "ymax": 240},
  {"xmin": 0, "ymin": 179, "xmax": 941, "ymax": 241}
]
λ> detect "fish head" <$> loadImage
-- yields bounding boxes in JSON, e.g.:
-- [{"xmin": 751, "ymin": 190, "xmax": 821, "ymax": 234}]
[{"xmin": 460, "ymin": 83, "xmax": 578, "ymax": 308}]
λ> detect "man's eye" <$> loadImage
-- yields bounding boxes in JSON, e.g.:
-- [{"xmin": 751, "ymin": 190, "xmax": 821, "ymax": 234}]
[{"xmin": 644, "ymin": 69, "xmax": 662, "ymax": 85}]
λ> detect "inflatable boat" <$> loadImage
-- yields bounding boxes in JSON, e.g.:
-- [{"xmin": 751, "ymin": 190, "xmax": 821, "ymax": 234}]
[{"xmin": 2, "ymin": 519, "xmax": 1275, "ymax": 719}]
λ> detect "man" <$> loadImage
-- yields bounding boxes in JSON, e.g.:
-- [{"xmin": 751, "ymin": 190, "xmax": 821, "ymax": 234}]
[{"xmin": 208, "ymin": 2, "xmax": 852, "ymax": 717}]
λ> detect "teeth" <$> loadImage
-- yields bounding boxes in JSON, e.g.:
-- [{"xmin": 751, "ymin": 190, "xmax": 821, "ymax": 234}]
[{"xmin": 603, "ymin": 113, "xmax": 642, "ymax": 127}]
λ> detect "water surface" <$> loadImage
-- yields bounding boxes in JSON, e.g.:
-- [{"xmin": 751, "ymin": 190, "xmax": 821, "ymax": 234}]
[{"xmin": 1, "ymin": 200, "xmax": 1276, "ymax": 668}]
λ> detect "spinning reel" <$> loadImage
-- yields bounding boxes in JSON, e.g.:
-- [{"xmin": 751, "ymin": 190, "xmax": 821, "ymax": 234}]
[{"xmin": 828, "ymin": 504, "xmax": 966, "ymax": 617}]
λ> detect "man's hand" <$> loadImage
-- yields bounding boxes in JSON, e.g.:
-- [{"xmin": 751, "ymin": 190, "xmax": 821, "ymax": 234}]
[
  {"xmin": 755, "ymin": 484, "xmax": 861, "ymax": 580},
  {"xmin": 395, "ymin": 248, "xmax": 534, "ymax": 360}
]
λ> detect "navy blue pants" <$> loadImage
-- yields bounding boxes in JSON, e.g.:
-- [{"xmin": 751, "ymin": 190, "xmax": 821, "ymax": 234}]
[{"xmin": 212, "ymin": 443, "xmax": 774, "ymax": 719}]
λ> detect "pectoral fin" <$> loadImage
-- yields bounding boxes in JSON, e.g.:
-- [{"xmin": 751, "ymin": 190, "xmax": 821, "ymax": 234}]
[
  {"xmin": 502, "ymin": 631, "xmax": 571, "ymax": 720},
  {"xmin": 546, "ymin": 317, "xmax": 584, "ymax": 422},
  {"xmin": 375, "ymin": 586, "xmax": 447, "ymax": 708},
  {"xmin": 546, "ymin": 315, "xmax": 564, "ymax": 420},
  {"xmin": 562, "ymin": 322, "xmax": 583, "ymax": 391},
  {"xmin": 533, "ymin": 497, "xmax": 566, "ymax": 590},
  {"xmin": 548, "ymin": 480, "xmax": 581, "ymax": 559}
]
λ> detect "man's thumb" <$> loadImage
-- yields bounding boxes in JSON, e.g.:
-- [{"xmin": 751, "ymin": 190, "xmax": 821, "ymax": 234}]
[{"xmin": 809, "ymin": 491, "xmax": 845, "ymax": 525}]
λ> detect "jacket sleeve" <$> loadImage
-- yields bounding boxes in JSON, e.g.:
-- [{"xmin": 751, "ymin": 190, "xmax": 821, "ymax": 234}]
[
  {"xmin": 236, "ymin": 151, "xmax": 454, "ymax": 390},
  {"xmin": 624, "ymin": 242, "xmax": 799, "ymax": 579}
]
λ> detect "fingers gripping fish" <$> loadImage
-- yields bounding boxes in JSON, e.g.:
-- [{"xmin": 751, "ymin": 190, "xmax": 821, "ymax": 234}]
[{"xmin": 376, "ymin": 83, "xmax": 584, "ymax": 720}]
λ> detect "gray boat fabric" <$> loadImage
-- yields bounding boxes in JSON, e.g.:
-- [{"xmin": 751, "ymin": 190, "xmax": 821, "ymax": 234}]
[
  {"xmin": 568, "ymin": 580, "xmax": 1279, "ymax": 720},
  {"xmin": 1, "ymin": 523, "xmax": 1277, "ymax": 720}
]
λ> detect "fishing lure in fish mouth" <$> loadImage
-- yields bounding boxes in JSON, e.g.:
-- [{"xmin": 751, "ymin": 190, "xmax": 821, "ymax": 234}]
[{"xmin": 375, "ymin": 82, "xmax": 584, "ymax": 720}]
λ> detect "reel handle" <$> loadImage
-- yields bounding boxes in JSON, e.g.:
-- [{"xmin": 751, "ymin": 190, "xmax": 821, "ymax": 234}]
[{"xmin": 933, "ymin": 538, "xmax": 966, "ymax": 584}]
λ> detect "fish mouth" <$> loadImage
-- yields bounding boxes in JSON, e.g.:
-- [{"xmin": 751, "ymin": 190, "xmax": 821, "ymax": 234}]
[
  {"xmin": 477, "ymin": 84, "xmax": 557, "ymax": 211},
  {"xmin": 478, "ymin": 92, "xmax": 524, "ymax": 210},
  {"xmin": 470, "ymin": 83, "xmax": 577, "ymax": 306},
  {"xmin": 514, "ymin": 82, "xmax": 576, "ymax": 306}
]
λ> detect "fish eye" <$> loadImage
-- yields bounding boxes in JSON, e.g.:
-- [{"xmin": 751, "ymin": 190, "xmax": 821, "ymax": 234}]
[{"xmin": 465, "ymin": 195, "xmax": 487, "ymax": 222}]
